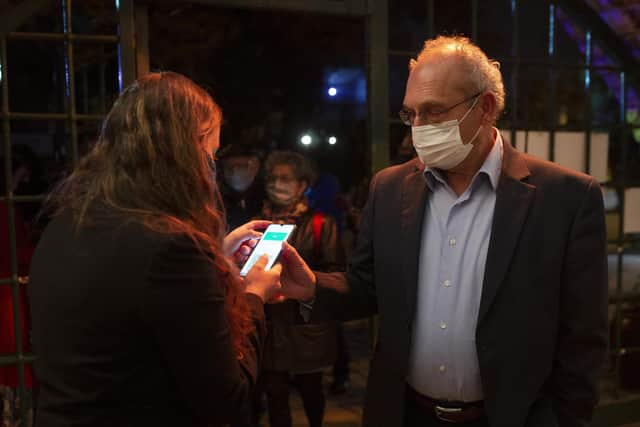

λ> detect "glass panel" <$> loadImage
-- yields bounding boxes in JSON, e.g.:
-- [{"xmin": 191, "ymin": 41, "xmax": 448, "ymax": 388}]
[
  {"xmin": 517, "ymin": 1, "xmax": 550, "ymax": 61},
  {"xmin": 517, "ymin": 66, "xmax": 549, "ymax": 129},
  {"xmin": 555, "ymin": 7, "xmax": 587, "ymax": 66},
  {"xmin": 592, "ymin": 41, "xmax": 618, "ymax": 69},
  {"xmin": 496, "ymin": 61, "xmax": 513, "ymax": 129},
  {"xmin": 433, "ymin": 0, "xmax": 473, "ymax": 38},
  {"xmin": 477, "ymin": 0, "xmax": 513, "ymax": 60},
  {"xmin": 149, "ymin": 4, "xmax": 368, "ymax": 187},
  {"xmin": 77, "ymin": 119, "xmax": 102, "ymax": 158},
  {"xmin": 7, "ymin": 40, "xmax": 67, "ymax": 113},
  {"xmin": 591, "ymin": 70, "xmax": 621, "ymax": 128},
  {"xmin": 389, "ymin": 54, "xmax": 410, "ymax": 116},
  {"xmin": 389, "ymin": 0, "xmax": 428, "ymax": 51},
  {"xmin": 556, "ymin": 68, "xmax": 587, "ymax": 130},
  {"xmin": 72, "ymin": 0, "xmax": 118, "ymax": 34},
  {"xmin": 74, "ymin": 43, "xmax": 119, "ymax": 115},
  {"xmin": 10, "ymin": 119, "xmax": 68, "ymax": 193},
  {"xmin": 14, "ymin": 0, "xmax": 64, "ymax": 33}
]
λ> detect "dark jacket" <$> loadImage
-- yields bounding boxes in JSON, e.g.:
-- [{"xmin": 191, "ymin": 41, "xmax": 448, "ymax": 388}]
[
  {"xmin": 261, "ymin": 204, "xmax": 344, "ymax": 372},
  {"xmin": 28, "ymin": 212, "xmax": 266, "ymax": 427},
  {"xmin": 221, "ymin": 179, "xmax": 265, "ymax": 231},
  {"xmin": 313, "ymin": 139, "xmax": 608, "ymax": 427}
]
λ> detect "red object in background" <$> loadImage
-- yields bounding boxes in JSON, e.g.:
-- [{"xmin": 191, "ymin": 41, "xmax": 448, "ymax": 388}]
[{"xmin": 0, "ymin": 203, "xmax": 35, "ymax": 389}]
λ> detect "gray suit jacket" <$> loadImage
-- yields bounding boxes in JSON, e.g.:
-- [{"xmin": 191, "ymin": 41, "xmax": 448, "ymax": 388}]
[{"xmin": 314, "ymin": 139, "xmax": 608, "ymax": 427}]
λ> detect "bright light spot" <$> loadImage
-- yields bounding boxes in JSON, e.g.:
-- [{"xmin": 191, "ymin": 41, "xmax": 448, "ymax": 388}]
[
  {"xmin": 328, "ymin": 87, "xmax": 337, "ymax": 97},
  {"xmin": 328, "ymin": 136, "xmax": 337, "ymax": 145},
  {"xmin": 115, "ymin": 0, "xmax": 120, "ymax": 10},
  {"xmin": 301, "ymin": 135, "xmax": 312, "ymax": 145}
]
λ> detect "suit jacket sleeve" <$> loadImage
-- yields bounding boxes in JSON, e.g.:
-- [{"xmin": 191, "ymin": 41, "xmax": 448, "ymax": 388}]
[
  {"xmin": 312, "ymin": 174, "xmax": 379, "ymax": 321},
  {"xmin": 141, "ymin": 235, "xmax": 266, "ymax": 425},
  {"xmin": 550, "ymin": 178, "xmax": 608, "ymax": 426}
]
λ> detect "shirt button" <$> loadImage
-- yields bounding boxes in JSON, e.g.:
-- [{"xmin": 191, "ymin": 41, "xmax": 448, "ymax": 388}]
[
  {"xmin": 449, "ymin": 238, "xmax": 457, "ymax": 246},
  {"xmin": 443, "ymin": 280, "xmax": 452, "ymax": 287},
  {"xmin": 439, "ymin": 365, "xmax": 446, "ymax": 373},
  {"xmin": 440, "ymin": 321, "xmax": 447, "ymax": 329}
]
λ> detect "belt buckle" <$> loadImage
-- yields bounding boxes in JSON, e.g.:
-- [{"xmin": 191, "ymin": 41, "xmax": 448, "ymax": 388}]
[{"xmin": 434, "ymin": 405, "xmax": 462, "ymax": 423}]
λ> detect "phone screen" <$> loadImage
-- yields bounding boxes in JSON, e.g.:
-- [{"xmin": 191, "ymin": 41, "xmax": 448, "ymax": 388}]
[{"xmin": 239, "ymin": 224, "xmax": 295, "ymax": 277}]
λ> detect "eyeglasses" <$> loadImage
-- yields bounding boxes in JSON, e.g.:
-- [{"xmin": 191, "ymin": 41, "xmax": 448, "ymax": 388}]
[
  {"xmin": 398, "ymin": 91, "xmax": 482, "ymax": 126},
  {"xmin": 266, "ymin": 174, "xmax": 297, "ymax": 184}
]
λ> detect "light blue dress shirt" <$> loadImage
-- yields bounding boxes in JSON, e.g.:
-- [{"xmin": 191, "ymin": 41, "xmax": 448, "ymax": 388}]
[{"xmin": 407, "ymin": 130, "xmax": 503, "ymax": 402}]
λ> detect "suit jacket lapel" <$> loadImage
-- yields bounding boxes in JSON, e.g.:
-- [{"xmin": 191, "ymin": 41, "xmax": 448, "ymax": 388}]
[
  {"xmin": 478, "ymin": 140, "xmax": 535, "ymax": 324},
  {"xmin": 402, "ymin": 159, "xmax": 429, "ymax": 322}
]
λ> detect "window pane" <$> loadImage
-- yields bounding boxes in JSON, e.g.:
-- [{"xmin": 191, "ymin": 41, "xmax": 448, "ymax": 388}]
[
  {"xmin": 556, "ymin": 68, "xmax": 588, "ymax": 130},
  {"xmin": 555, "ymin": 7, "xmax": 587, "ymax": 66},
  {"xmin": 496, "ymin": 61, "xmax": 513, "ymax": 129},
  {"xmin": 14, "ymin": 1, "xmax": 63, "ymax": 33},
  {"xmin": 477, "ymin": 0, "xmax": 513, "ymax": 60},
  {"xmin": 433, "ymin": 0, "xmax": 473, "ymax": 38},
  {"xmin": 517, "ymin": 1, "xmax": 550, "ymax": 61},
  {"xmin": 517, "ymin": 66, "xmax": 549, "ymax": 129},
  {"xmin": 389, "ymin": 54, "xmax": 410, "ymax": 116},
  {"xmin": 74, "ymin": 43, "xmax": 119, "ymax": 115},
  {"xmin": 389, "ymin": 0, "xmax": 428, "ymax": 51},
  {"xmin": 591, "ymin": 70, "xmax": 622, "ymax": 128},
  {"xmin": 72, "ymin": 0, "xmax": 118, "ymax": 35},
  {"xmin": 9, "ymin": 119, "xmax": 69, "ymax": 192},
  {"xmin": 77, "ymin": 119, "xmax": 102, "ymax": 158},
  {"xmin": 7, "ymin": 40, "xmax": 67, "ymax": 113}
]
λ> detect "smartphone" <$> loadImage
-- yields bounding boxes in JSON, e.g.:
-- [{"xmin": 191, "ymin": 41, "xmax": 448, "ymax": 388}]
[{"xmin": 239, "ymin": 223, "xmax": 296, "ymax": 277}]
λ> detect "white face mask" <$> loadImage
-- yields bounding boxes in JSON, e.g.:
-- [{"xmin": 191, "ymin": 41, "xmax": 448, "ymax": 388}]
[{"xmin": 411, "ymin": 96, "xmax": 482, "ymax": 170}]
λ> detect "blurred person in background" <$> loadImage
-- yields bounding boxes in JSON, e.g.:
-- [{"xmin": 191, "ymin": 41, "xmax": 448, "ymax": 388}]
[
  {"xmin": 258, "ymin": 150, "xmax": 344, "ymax": 427},
  {"xmin": 218, "ymin": 145, "xmax": 264, "ymax": 231}
]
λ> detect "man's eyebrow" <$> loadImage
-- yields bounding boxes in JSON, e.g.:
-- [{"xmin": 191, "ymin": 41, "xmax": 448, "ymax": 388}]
[{"xmin": 401, "ymin": 100, "xmax": 446, "ymax": 111}]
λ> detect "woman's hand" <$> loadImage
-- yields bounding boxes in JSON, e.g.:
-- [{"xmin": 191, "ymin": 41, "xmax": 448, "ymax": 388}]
[
  {"xmin": 223, "ymin": 220, "xmax": 271, "ymax": 263},
  {"xmin": 244, "ymin": 254, "xmax": 282, "ymax": 303},
  {"xmin": 279, "ymin": 242, "xmax": 316, "ymax": 302}
]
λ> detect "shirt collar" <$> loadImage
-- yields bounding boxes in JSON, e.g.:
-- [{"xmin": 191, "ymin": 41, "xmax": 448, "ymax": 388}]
[{"xmin": 424, "ymin": 127, "xmax": 503, "ymax": 191}]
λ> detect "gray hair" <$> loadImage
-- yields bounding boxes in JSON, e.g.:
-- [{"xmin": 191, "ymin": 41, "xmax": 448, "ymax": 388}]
[
  {"xmin": 264, "ymin": 150, "xmax": 315, "ymax": 184},
  {"xmin": 410, "ymin": 35, "xmax": 505, "ymax": 123}
]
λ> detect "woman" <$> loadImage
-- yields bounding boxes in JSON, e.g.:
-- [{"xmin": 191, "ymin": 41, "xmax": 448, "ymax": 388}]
[
  {"xmin": 258, "ymin": 151, "xmax": 343, "ymax": 427},
  {"xmin": 27, "ymin": 72, "xmax": 282, "ymax": 427}
]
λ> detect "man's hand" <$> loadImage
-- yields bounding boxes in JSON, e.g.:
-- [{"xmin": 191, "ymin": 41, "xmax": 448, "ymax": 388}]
[
  {"xmin": 223, "ymin": 220, "xmax": 271, "ymax": 264},
  {"xmin": 279, "ymin": 242, "xmax": 316, "ymax": 302}
]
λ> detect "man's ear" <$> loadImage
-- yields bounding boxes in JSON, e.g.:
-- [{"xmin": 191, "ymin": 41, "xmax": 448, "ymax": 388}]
[{"xmin": 480, "ymin": 92, "xmax": 498, "ymax": 125}]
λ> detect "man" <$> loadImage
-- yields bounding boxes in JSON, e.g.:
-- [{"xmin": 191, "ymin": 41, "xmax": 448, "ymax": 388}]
[
  {"xmin": 281, "ymin": 35, "xmax": 608, "ymax": 427},
  {"xmin": 218, "ymin": 145, "xmax": 264, "ymax": 230}
]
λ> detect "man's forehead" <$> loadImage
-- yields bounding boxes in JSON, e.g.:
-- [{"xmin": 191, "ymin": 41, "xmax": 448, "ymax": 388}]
[{"xmin": 405, "ymin": 57, "xmax": 469, "ymax": 100}]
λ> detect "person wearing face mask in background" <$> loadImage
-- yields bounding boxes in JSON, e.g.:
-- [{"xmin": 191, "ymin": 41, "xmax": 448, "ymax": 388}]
[
  {"xmin": 257, "ymin": 150, "xmax": 344, "ymax": 427},
  {"xmin": 279, "ymin": 35, "xmax": 608, "ymax": 427},
  {"xmin": 219, "ymin": 145, "xmax": 265, "ymax": 230}
]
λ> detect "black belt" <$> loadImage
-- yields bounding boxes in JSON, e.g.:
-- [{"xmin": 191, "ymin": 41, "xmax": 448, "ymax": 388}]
[{"xmin": 406, "ymin": 385, "xmax": 486, "ymax": 424}]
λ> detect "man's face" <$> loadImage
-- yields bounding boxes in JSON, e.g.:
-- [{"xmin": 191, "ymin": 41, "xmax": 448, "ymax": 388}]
[
  {"xmin": 223, "ymin": 156, "xmax": 259, "ymax": 180},
  {"xmin": 402, "ymin": 57, "xmax": 483, "ymax": 143}
]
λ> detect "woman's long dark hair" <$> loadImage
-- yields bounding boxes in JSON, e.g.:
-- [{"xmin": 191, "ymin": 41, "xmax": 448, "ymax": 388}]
[{"xmin": 45, "ymin": 72, "xmax": 252, "ymax": 353}]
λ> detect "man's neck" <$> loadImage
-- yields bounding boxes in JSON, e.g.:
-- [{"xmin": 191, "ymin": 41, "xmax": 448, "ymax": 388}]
[{"xmin": 441, "ymin": 128, "xmax": 496, "ymax": 196}]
